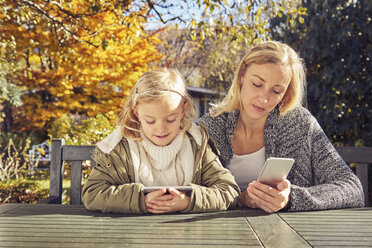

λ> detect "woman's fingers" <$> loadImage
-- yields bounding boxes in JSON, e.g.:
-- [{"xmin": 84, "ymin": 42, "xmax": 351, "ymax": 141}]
[{"xmin": 248, "ymin": 181, "xmax": 290, "ymax": 212}]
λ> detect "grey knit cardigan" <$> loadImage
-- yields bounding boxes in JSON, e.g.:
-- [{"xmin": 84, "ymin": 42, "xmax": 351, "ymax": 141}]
[{"xmin": 198, "ymin": 106, "xmax": 364, "ymax": 211}]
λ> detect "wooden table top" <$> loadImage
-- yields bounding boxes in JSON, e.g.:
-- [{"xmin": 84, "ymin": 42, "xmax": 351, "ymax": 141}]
[{"xmin": 0, "ymin": 204, "xmax": 371, "ymax": 247}]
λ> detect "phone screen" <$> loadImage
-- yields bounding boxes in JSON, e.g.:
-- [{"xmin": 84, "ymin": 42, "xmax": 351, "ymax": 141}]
[{"xmin": 257, "ymin": 157, "xmax": 294, "ymax": 187}]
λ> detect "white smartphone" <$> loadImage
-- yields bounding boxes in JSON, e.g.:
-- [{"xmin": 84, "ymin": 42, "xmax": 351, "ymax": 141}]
[
  {"xmin": 143, "ymin": 186, "xmax": 193, "ymax": 194},
  {"xmin": 257, "ymin": 157, "xmax": 295, "ymax": 187}
]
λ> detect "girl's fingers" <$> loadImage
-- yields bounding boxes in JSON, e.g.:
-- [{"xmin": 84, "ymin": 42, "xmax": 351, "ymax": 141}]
[
  {"xmin": 147, "ymin": 208, "xmax": 167, "ymax": 214},
  {"xmin": 153, "ymin": 194, "xmax": 174, "ymax": 201},
  {"xmin": 168, "ymin": 187, "xmax": 185, "ymax": 198},
  {"xmin": 151, "ymin": 188, "xmax": 168, "ymax": 197},
  {"xmin": 145, "ymin": 188, "xmax": 167, "ymax": 202}
]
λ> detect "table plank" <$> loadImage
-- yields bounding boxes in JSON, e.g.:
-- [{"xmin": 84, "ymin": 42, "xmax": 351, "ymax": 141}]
[
  {"xmin": 3, "ymin": 204, "xmax": 371, "ymax": 248},
  {"xmin": 246, "ymin": 213, "xmax": 311, "ymax": 247},
  {"xmin": 0, "ymin": 204, "xmax": 262, "ymax": 247},
  {"xmin": 279, "ymin": 207, "xmax": 372, "ymax": 248}
]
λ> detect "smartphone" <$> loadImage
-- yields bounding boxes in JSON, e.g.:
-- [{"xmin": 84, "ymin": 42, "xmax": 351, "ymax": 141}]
[
  {"xmin": 143, "ymin": 186, "xmax": 193, "ymax": 194},
  {"xmin": 257, "ymin": 157, "xmax": 295, "ymax": 187}
]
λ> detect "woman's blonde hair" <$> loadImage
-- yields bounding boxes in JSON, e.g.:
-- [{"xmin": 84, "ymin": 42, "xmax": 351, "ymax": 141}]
[
  {"xmin": 210, "ymin": 41, "xmax": 307, "ymax": 117},
  {"xmin": 117, "ymin": 68, "xmax": 196, "ymax": 140}
]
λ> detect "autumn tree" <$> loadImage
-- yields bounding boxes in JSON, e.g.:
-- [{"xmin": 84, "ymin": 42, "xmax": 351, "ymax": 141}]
[
  {"xmin": 0, "ymin": 0, "xmax": 305, "ymax": 137},
  {"xmin": 155, "ymin": 1, "xmax": 305, "ymax": 92},
  {"xmin": 1, "ymin": 0, "xmax": 162, "ymax": 136}
]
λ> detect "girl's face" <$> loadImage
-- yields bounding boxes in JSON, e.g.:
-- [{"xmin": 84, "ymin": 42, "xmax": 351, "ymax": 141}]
[
  {"xmin": 240, "ymin": 63, "xmax": 289, "ymax": 122},
  {"xmin": 134, "ymin": 92, "xmax": 186, "ymax": 146}
]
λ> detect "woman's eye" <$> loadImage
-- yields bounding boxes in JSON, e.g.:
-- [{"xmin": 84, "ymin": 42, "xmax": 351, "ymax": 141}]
[
  {"xmin": 252, "ymin": 83, "xmax": 261, "ymax": 88},
  {"xmin": 272, "ymin": 89, "xmax": 281, "ymax": 95},
  {"xmin": 167, "ymin": 119, "xmax": 176, "ymax": 123},
  {"xmin": 146, "ymin": 121, "xmax": 155, "ymax": 124}
]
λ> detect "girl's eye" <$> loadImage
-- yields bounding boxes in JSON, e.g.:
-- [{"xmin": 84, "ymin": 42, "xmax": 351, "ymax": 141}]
[
  {"xmin": 146, "ymin": 121, "xmax": 155, "ymax": 124},
  {"xmin": 252, "ymin": 83, "xmax": 261, "ymax": 88},
  {"xmin": 167, "ymin": 119, "xmax": 176, "ymax": 123},
  {"xmin": 272, "ymin": 89, "xmax": 281, "ymax": 95}
]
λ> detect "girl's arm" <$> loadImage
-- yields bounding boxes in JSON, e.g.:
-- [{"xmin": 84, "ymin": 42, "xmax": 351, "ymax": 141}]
[
  {"xmin": 183, "ymin": 143, "xmax": 241, "ymax": 213},
  {"xmin": 82, "ymin": 151, "xmax": 147, "ymax": 214}
]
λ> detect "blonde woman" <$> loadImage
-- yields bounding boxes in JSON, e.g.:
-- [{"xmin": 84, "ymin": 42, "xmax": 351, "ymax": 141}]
[
  {"xmin": 82, "ymin": 68, "xmax": 240, "ymax": 214},
  {"xmin": 198, "ymin": 41, "xmax": 364, "ymax": 212}
]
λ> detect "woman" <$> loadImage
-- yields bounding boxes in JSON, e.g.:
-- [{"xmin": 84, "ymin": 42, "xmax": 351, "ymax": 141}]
[{"xmin": 198, "ymin": 41, "xmax": 364, "ymax": 212}]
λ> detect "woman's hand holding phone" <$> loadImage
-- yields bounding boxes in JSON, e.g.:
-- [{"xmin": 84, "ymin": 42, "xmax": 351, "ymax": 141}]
[
  {"xmin": 239, "ymin": 157, "xmax": 293, "ymax": 212},
  {"xmin": 240, "ymin": 179, "xmax": 291, "ymax": 213},
  {"xmin": 144, "ymin": 187, "xmax": 190, "ymax": 214}
]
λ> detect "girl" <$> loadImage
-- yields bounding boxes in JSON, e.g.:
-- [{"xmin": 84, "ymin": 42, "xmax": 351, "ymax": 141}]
[{"xmin": 82, "ymin": 68, "xmax": 240, "ymax": 214}]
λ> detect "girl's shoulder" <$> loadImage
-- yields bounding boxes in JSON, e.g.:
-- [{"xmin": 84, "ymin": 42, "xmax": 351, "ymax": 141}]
[
  {"xmin": 95, "ymin": 127, "xmax": 126, "ymax": 154},
  {"xmin": 186, "ymin": 122, "xmax": 204, "ymax": 146}
]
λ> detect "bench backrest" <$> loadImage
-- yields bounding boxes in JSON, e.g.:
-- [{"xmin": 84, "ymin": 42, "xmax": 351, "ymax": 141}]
[
  {"xmin": 46, "ymin": 138, "xmax": 372, "ymax": 206},
  {"xmin": 335, "ymin": 147, "xmax": 372, "ymax": 206},
  {"xmin": 48, "ymin": 139, "xmax": 95, "ymax": 204}
]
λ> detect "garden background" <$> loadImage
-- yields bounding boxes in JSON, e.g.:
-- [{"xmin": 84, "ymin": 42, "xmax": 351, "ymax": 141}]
[{"xmin": 1, "ymin": 0, "xmax": 371, "ymax": 204}]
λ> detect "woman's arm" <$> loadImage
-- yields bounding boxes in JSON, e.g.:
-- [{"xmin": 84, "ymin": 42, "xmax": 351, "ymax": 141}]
[{"xmin": 288, "ymin": 119, "xmax": 364, "ymax": 211}]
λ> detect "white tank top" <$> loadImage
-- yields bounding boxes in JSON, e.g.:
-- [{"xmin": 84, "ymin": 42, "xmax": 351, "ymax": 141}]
[{"xmin": 226, "ymin": 147, "xmax": 265, "ymax": 191}]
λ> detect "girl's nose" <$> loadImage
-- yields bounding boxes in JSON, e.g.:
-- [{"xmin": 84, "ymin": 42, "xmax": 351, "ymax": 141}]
[{"xmin": 155, "ymin": 122, "xmax": 167, "ymax": 133}]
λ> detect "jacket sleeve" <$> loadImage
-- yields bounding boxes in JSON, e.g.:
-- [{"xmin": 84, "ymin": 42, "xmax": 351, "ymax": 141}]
[
  {"xmin": 183, "ymin": 132, "xmax": 240, "ymax": 213},
  {"xmin": 82, "ymin": 148, "xmax": 148, "ymax": 214},
  {"xmin": 288, "ymin": 118, "xmax": 365, "ymax": 211}
]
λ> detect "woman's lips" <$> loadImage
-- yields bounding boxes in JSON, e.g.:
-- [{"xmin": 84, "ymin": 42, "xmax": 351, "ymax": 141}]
[{"xmin": 252, "ymin": 104, "xmax": 265, "ymax": 112}]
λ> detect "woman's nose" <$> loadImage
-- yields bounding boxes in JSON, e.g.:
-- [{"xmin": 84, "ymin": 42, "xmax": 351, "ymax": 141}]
[{"xmin": 258, "ymin": 91, "xmax": 269, "ymax": 104}]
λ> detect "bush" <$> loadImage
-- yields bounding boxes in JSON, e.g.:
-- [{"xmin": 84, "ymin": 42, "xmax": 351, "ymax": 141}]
[
  {"xmin": 48, "ymin": 112, "xmax": 116, "ymax": 145},
  {"xmin": 0, "ymin": 136, "xmax": 36, "ymax": 182},
  {"xmin": 0, "ymin": 179, "xmax": 48, "ymax": 204}
]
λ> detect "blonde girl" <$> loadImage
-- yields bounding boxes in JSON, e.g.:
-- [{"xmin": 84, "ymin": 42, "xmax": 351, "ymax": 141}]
[{"xmin": 82, "ymin": 68, "xmax": 240, "ymax": 214}]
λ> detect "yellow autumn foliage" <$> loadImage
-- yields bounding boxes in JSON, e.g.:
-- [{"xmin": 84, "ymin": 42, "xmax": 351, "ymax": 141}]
[{"xmin": 1, "ymin": 0, "xmax": 163, "ymax": 132}]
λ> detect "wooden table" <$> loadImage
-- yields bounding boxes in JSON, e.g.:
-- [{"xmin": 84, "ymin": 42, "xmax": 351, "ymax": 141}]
[{"xmin": 0, "ymin": 204, "xmax": 371, "ymax": 247}]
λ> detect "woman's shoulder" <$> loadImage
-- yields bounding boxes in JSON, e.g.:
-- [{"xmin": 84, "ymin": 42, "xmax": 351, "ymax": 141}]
[
  {"xmin": 270, "ymin": 106, "xmax": 316, "ymax": 125},
  {"xmin": 265, "ymin": 107, "xmax": 319, "ymax": 139},
  {"xmin": 197, "ymin": 110, "xmax": 239, "ymax": 130}
]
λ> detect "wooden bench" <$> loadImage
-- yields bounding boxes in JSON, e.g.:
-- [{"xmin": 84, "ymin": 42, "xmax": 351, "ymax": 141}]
[
  {"xmin": 39, "ymin": 138, "xmax": 372, "ymax": 206},
  {"xmin": 38, "ymin": 139, "xmax": 95, "ymax": 204}
]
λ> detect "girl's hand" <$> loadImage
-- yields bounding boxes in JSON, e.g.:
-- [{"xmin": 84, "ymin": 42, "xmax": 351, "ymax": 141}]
[
  {"xmin": 241, "ymin": 180, "xmax": 291, "ymax": 213},
  {"xmin": 145, "ymin": 187, "xmax": 190, "ymax": 214},
  {"xmin": 144, "ymin": 188, "xmax": 174, "ymax": 203}
]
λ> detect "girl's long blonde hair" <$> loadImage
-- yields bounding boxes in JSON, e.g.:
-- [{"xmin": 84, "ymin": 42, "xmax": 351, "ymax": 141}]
[
  {"xmin": 117, "ymin": 68, "xmax": 196, "ymax": 140},
  {"xmin": 210, "ymin": 41, "xmax": 307, "ymax": 117}
]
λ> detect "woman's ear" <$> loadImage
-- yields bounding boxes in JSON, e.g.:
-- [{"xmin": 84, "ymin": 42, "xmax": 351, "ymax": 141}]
[{"xmin": 182, "ymin": 102, "xmax": 188, "ymax": 115}]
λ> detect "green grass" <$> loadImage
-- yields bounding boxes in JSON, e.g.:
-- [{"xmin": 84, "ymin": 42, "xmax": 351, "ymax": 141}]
[{"xmin": 32, "ymin": 178, "xmax": 70, "ymax": 192}]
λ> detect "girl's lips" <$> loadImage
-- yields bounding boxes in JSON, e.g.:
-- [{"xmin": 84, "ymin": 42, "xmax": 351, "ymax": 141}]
[
  {"xmin": 155, "ymin": 134, "xmax": 169, "ymax": 139},
  {"xmin": 252, "ymin": 104, "xmax": 265, "ymax": 112}
]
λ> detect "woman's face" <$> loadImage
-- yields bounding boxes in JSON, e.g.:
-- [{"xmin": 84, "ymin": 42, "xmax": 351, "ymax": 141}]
[
  {"xmin": 134, "ymin": 92, "xmax": 185, "ymax": 146},
  {"xmin": 240, "ymin": 63, "xmax": 289, "ymax": 121}
]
